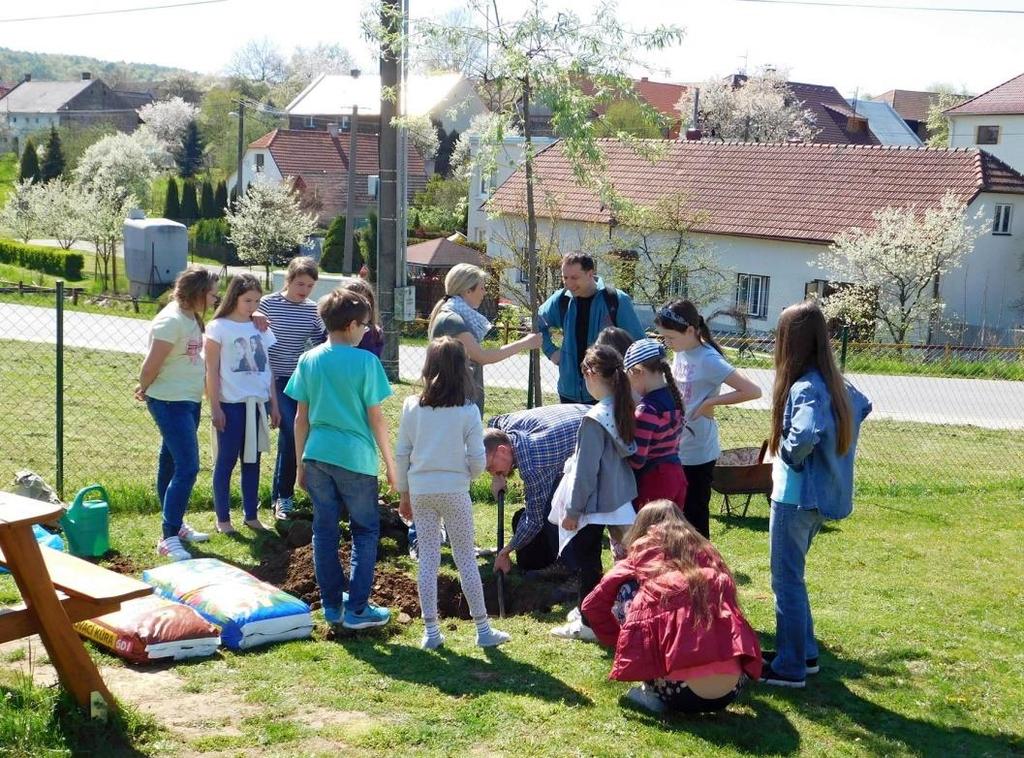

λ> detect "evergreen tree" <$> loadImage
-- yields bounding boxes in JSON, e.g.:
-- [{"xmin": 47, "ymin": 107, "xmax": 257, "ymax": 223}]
[
  {"xmin": 40, "ymin": 127, "xmax": 66, "ymax": 182},
  {"xmin": 180, "ymin": 179, "xmax": 200, "ymax": 222},
  {"xmin": 163, "ymin": 177, "xmax": 181, "ymax": 219},
  {"xmin": 214, "ymin": 180, "xmax": 229, "ymax": 217},
  {"xmin": 175, "ymin": 120, "xmax": 205, "ymax": 178},
  {"xmin": 320, "ymin": 215, "xmax": 346, "ymax": 273},
  {"xmin": 200, "ymin": 179, "xmax": 217, "ymax": 219},
  {"xmin": 19, "ymin": 139, "xmax": 40, "ymax": 183}
]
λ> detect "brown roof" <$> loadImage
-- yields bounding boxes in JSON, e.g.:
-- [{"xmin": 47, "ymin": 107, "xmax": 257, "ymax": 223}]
[
  {"xmin": 871, "ymin": 89, "xmax": 962, "ymax": 123},
  {"xmin": 406, "ymin": 237, "xmax": 483, "ymax": 268},
  {"xmin": 945, "ymin": 73, "xmax": 1024, "ymax": 116},
  {"xmin": 248, "ymin": 128, "xmax": 429, "ymax": 216},
  {"xmin": 787, "ymin": 82, "xmax": 879, "ymax": 145},
  {"xmin": 633, "ymin": 78, "xmax": 688, "ymax": 119},
  {"xmin": 488, "ymin": 139, "xmax": 1024, "ymax": 244}
]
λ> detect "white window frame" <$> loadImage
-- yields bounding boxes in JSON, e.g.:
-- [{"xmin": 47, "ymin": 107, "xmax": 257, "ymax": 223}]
[
  {"xmin": 736, "ymin": 273, "xmax": 770, "ymax": 320},
  {"xmin": 976, "ymin": 125, "xmax": 1000, "ymax": 145},
  {"xmin": 305, "ymin": 115, "xmax": 315, "ymax": 128},
  {"xmin": 993, "ymin": 204, "xmax": 1013, "ymax": 235}
]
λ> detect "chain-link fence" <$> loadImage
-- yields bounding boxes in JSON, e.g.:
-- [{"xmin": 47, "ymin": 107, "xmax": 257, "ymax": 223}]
[{"xmin": 2, "ymin": 288, "xmax": 1022, "ymax": 511}]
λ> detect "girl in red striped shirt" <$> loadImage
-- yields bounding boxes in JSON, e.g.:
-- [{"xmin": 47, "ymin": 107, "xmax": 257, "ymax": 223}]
[{"xmin": 623, "ymin": 339, "xmax": 688, "ymax": 512}]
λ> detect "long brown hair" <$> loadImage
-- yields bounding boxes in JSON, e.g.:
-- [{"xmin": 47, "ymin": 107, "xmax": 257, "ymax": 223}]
[
  {"xmin": 769, "ymin": 300, "xmax": 853, "ymax": 456},
  {"xmin": 213, "ymin": 272, "xmax": 263, "ymax": 320},
  {"xmin": 633, "ymin": 355, "xmax": 684, "ymax": 414},
  {"xmin": 581, "ymin": 344, "xmax": 635, "ymax": 444},
  {"xmin": 420, "ymin": 336, "xmax": 475, "ymax": 408},
  {"xmin": 623, "ymin": 499, "xmax": 732, "ymax": 628},
  {"xmin": 345, "ymin": 279, "xmax": 378, "ymax": 327},
  {"xmin": 172, "ymin": 265, "xmax": 219, "ymax": 330},
  {"xmin": 655, "ymin": 299, "xmax": 725, "ymax": 356}
]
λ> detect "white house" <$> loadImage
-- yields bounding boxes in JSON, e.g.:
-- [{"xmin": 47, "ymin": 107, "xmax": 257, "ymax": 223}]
[
  {"xmin": 486, "ymin": 139, "xmax": 1024, "ymax": 344},
  {"xmin": 466, "ymin": 135, "xmax": 558, "ymax": 245},
  {"xmin": 946, "ymin": 72, "xmax": 1024, "ymax": 174}
]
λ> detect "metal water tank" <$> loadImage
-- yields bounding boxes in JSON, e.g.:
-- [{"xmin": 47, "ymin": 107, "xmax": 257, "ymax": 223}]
[{"xmin": 123, "ymin": 216, "xmax": 188, "ymax": 298}]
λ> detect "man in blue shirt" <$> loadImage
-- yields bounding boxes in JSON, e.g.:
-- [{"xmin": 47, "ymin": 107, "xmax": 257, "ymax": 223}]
[{"xmin": 539, "ymin": 252, "xmax": 644, "ymax": 403}]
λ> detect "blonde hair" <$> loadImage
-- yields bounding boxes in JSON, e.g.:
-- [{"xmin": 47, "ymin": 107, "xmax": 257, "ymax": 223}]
[{"xmin": 428, "ymin": 263, "xmax": 487, "ymax": 332}]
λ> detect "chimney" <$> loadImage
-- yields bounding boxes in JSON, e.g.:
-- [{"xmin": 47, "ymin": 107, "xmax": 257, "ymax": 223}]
[
  {"xmin": 326, "ymin": 123, "xmax": 339, "ymax": 139},
  {"xmin": 685, "ymin": 87, "xmax": 702, "ymax": 141},
  {"xmin": 81, "ymin": 71, "xmax": 91, "ymax": 80},
  {"xmin": 640, "ymin": 76, "xmax": 649, "ymax": 83},
  {"xmin": 23, "ymin": 73, "xmax": 31, "ymax": 82},
  {"xmin": 350, "ymin": 68, "xmax": 360, "ymax": 78},
  {"xmin": 847, "ymin": 114, "xmax": 868, "ymax": 134}
]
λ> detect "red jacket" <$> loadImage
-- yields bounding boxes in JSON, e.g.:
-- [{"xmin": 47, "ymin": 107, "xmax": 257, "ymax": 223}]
[{"xmin": 581, "ymin": 545, "xmax": 762, "ymax": 682}]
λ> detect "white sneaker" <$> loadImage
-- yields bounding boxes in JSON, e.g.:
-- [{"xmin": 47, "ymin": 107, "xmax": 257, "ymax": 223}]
[
  {"xmin": 550, "ymin": 618, "xmax": 596, "ymax": 641},
  {"xmin": 178, "ymin": 523, "xmax": 210, "ymax": 543},
  {"xmin": 274, "ymin": 497, "xmax": 295, "ymax": 520},
  {"xmin": 625, "ymin": 685, "xmax": 666, "ymax": 714},
  {"xmin": 566, "ymin": 606, "xmax": 581, "ymax": 623},
  {"xmin": 156, "ymin": 536, "xmax": 192, "ymax": 562}
]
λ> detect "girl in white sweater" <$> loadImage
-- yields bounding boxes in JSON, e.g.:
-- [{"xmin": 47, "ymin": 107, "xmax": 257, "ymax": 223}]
[{"xmin": 396, "ymin": 337, "xmax": 509, "ymax": 650}]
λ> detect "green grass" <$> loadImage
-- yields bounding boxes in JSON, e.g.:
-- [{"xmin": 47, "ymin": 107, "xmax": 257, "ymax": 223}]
[{"xmin": 0, "ymin": 153, "xmax": 17, "ymax": 207}]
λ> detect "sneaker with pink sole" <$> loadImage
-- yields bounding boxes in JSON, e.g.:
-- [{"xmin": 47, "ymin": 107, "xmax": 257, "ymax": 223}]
[{"xmin": 156, "ymin": 536, "xmax": 192, "ymax": 562}]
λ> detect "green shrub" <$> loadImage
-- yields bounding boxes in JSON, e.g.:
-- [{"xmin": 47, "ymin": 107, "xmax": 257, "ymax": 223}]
[
  {"xmin": 0, "ymin": 238, "xmax": 84, "ymax": 279},
  {"xmin": 188, "ymin": 219, "xmax": 237, "ymax": 264}
]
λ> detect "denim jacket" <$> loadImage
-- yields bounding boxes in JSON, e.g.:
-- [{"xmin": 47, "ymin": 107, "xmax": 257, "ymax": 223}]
[{"xmin": 772, "ymin": 369, "xmax": 872, "ymax": 519}]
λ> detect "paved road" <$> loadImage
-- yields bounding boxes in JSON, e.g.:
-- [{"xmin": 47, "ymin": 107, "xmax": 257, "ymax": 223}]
[{"xmin": 4, "ymin": 302, "xmax": 1023, "ymax": 429}]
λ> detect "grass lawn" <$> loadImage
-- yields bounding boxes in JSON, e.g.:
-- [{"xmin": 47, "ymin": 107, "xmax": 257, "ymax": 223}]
[
  {"xmin": 1, "ymin": 341, "xmax": 1023, "ymax": 755},
  {"xmin": 0, "ymin": 153, "xmax": 17, "ymax": 207}
]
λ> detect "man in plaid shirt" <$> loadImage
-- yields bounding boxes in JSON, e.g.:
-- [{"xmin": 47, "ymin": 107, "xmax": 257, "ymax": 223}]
[{"xmin": 485, "ymin": 404, "xmax": 588, "ymax": 574}]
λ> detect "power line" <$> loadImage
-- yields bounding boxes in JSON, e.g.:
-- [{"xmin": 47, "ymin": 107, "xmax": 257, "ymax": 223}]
[
  {"xmin": 736, "ymin": 0, "xmax": 1024, "ymax": 13},
  {"xmin": 0, "ymin": 0, "xmax": 227, "ymax": 24}
]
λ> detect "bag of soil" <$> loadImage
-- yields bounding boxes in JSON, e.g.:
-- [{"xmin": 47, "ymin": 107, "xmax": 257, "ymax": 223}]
[
  {"xmin": 143, "ymin": 559, "xmax": 313, "ymax": 650},
  {"xmin": 74, "ymin": 595, "xmax": 221, "ymax": 664}
]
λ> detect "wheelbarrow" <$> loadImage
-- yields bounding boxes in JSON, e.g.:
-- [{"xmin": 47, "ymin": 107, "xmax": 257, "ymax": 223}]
[{"xmin": 712, "ymin": 441, "xmax": 772, "ymax": 517}]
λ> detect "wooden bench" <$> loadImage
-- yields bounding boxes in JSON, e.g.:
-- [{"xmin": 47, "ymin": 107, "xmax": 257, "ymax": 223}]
[{"xmin": 0, "ymin": 492, "xmax": 152, "ymax": 714}]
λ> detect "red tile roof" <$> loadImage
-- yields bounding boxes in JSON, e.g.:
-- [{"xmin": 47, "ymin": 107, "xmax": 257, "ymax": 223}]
[
  {"xmin": 633, "ymin": 78, "xmax": 688, "ymax": 119},
  {"xmin": 945, "ymin": 73, "xmax": 1024, "ymax": 116},
  {"xmin": 488, "ymin": 139, "xmax": 1024, "ymax": 244},
  {"xmin": 406, "ymin": 237, "xmax": 484, "ymax": 268},
  {"xmin": 248, "ymin": 128, "xmax": 429, "ymax": 217}
]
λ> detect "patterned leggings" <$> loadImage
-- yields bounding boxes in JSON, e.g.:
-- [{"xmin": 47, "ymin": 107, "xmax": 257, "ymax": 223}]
[{"xmin": 411, "ymin": 491, "xmax": 488, "ymax": 622}]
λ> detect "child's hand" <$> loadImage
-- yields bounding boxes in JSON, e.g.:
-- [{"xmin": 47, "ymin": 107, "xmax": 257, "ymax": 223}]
[
  {"xmin": 494, "ymin": 549, "xmax": 513, "ymax": 574},
  {"xmin": 133, "ymin": 384, "xmax": 146, "ymax": 402},
  {"xmin": 252, "ymin": 313, "xmax": 270, "ymax": 332},
  {"xmin": 270, "ymin": 406, "xmax": 281, "ymax": 429},
  {"xmin": 398, "ymin": 492, "xmax": 412, "ymax": 521},
  {"xmin": 692, "ymin": 399, "xmax": 716, "ymax": 420},
  {"xmin": 211, "ymin": 406, "xmax": 226, "ymax": 432},
  {"xmin": 384, "ymin": 462, "xmax": 398, "ymax": 492},
  {"xmin": 561, "ymin": 515, "xmax": 579, "ymax": 531},
  {"xmin": 296, "ymin": 463, "xmax": 307, "ymax": 492}
]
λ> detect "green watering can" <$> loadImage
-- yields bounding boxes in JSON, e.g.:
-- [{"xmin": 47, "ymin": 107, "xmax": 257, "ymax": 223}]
[{"xmin": 60, "ymin": 485, "xmax": 110, "ymax": 558}]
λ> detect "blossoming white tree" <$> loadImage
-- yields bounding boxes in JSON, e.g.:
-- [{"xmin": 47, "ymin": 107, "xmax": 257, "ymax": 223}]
[
  {"xmin": 138, "ymin": 97, "xmax": 200, "ymax": 149},
  {"xmin": 677, "ymin": 68, "xmax": 819, "ymax": 143},
  {"xmin": 74, "ymin": 130, "xmax": 165, "ymax": 205},
  {"xmin": 449, "ymin": 112, "xmax": 521, "ymax": 182},
  {"xmin": 0, "ymin": 180, "xmax": 41, "ymax": 243},
  {"xmin": 31, "ymin": 178, "xmax": 90, "ymax": 250},
  {"xmin": 816, "ymin": 192, "xmax": 987, "ymax": 344},
  {"xmin": 225, "ymin": 177, "xmax": 317, "ymax": 286},
  {"xmin": 82, "ymin": 185, "xmax": 137, "ymax": 292}
]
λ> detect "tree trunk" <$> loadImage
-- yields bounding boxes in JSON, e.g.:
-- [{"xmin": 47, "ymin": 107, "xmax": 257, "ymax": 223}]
[
  {"xmin": 111, "ymin": 243, "xmax": 118, "ymax": 294},
  {"xmin": 522, "ymin": 75, "xmax": 542, "ymax": 408}
]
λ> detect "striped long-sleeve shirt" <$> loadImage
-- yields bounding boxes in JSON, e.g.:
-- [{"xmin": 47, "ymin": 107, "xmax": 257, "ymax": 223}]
[
  {"xmin": 257, "ymin": 292, "xmax": 327, "ymax": 379},
  {"xmin": 629, "ymin": 386, "xmax": 684, "ymax": 472}
]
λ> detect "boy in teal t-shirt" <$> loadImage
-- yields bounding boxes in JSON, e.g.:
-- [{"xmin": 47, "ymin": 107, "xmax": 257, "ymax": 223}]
[{"xmin": 285, "ymin": 288, "xmax": 396, "ymax": 630}]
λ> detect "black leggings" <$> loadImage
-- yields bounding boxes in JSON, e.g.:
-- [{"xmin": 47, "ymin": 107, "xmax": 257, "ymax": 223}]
[
  {"xmin": 682, "ymin": 460, "xmax": 715, "ymax": 539},
  {"xmin": 566, "ymin": 523, "xmax": 605, "ymax": 611},
  {"xmin": 648, "ymin": 677, "xmax": 743, "ymax": 714}
]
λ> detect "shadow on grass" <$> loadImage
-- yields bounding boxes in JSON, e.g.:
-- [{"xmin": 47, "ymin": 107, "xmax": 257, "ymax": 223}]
[{"xmin": 345, "ymin": 638, "xmax": 593, "ymax": 707}]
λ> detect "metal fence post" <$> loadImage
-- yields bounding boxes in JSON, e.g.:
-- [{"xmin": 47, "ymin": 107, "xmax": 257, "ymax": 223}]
[
  {"xmin": 840, "ymin": 324, "xmax": 849, "ymax": 373},
  {"xmin": 55, "ymin": 281, "xmax": 65, "ymax": 500}
]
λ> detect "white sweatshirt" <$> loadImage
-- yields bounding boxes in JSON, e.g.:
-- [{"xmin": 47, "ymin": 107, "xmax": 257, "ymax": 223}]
[{"xmin": 395, "ymin": 395, "xmax": 486, "ymax": 495}]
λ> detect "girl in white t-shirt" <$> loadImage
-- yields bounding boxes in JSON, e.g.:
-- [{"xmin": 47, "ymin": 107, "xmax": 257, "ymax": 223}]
[
  {"xmin": 205, "ymin": 273, "xmax": 280, "ymax": 534},
  {"xmin": 654, "ymin": 300, "xmax": 762, "ymax": 539}
]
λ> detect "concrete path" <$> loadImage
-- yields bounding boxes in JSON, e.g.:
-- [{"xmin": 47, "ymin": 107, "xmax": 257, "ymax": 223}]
[{"xmin": 4, "ymin": 302, "xmax": 1022, "ymax": 429}]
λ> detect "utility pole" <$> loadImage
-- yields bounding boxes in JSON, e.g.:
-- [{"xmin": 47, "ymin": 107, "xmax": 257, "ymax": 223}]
[
  {"xmin": 378, "ymin": 0, "xmax": 401, "ymax": 380},
  {"xmin": 235, "ymin": 100, "xmax": 245, "ymax": 203},
  {"xmin": 344, "ymin": 105, "xmax": 359, "ymax": 273}
]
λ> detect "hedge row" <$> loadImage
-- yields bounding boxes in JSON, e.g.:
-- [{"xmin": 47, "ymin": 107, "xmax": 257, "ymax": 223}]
[{"xmin": 0, "ymin": 239, "xmax": 84, "ymax": 279}]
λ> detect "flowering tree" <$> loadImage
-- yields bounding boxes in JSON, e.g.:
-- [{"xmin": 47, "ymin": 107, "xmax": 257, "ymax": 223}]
[
  {"xmin": 74, "ymin": 130, "xmax": 165, "ymax": 205},
  {"xmin": 404, "ymin": 114, "xmax": 440, "ymax": 161},
  {"xmin": 0, "ymin": 180, "xmax": 41, "ymax": 242},
  {"xmin": 138, "ymin": 97, "xmax": 200, "ymax": 149},
  {"xmin": 226, "ymin": 177, "xmax": 317, "ymax": 286},
  {"xmin": 82, "ymin": 186, "xmax": 136, "ymax": 292},
  {"xmin": 31, "ymin": 178, "xmax": 90, "ymax": 250},
  {"xmin": 449, "ymin": 112, "xmax": 521, "ymax": 182},
  {"xmin": 677, "ymin": 68, "xmax": 819, "ymax": 143},
  {"xmin": 816, "ymin": 192, "xmax": 987, "ymax": 344}
]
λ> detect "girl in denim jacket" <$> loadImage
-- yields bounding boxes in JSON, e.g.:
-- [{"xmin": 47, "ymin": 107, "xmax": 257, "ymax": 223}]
[{"xmin": 761, "ymin": 301, "xmax": 871, "ymax": 688}]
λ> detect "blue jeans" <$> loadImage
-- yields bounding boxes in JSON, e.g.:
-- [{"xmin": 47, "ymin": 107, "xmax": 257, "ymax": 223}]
[
  {"xmin": 272, "ymin": 376, "xmax": 298, "ymax": 501},
  {"xmin": 146, "ymin": 397, "xmax": 201, "ymax": 539},
  {"xmin": 769, "ymin": 500, "xmax": 826, "ymax": 679},
  {"xmin": 212, "ymin": 402, "xmax": 263, "ymax": 522},
  {"xmin": 304, "ymin": 460, "xmax": 380, "ymax": 613}
]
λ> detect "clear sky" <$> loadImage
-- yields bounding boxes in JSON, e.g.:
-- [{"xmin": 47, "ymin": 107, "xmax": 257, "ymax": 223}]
[{"xmin": 2, "ymin": 0, "xmax": 1022, "ymax": 97}]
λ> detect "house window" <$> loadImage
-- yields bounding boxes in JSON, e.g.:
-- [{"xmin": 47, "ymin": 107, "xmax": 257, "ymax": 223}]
[
  {"xmin": 736, "ymin": 273, "xmax": 770, "ymax": 319},
  {"xmin": 516, "ymin": 266, "xmax": 531, "ymax": 293},
  {"xmin": 668, "ymin": 269, "xmax": 688, "ymax": 299},
  {"xmin": 976, "ymin": 125, "xmax": 1000, "ymax": 145},
  {"xmin": 478, "ymin": 170, "xmax": 490, "ymax": 198},
  {"xmin": 993, "ymin": 204, "xmax": 1013, "ymax": 235},
  {"xmin": 254, "ymin": 153, "xmax": 264, "ymax": 173},
  {"xmin": 305, "ymin": 116, "xmax": 315, "ymax": 128}
]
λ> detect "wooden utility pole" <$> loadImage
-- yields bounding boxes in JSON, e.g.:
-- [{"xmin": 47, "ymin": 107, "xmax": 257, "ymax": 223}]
[
  {"xmin": 378, "ymin": 0, "xmax": 400, "ymax": 380},
  {"xmin": 343, "ymin": 106, "xmax": 359, "ymax": 273},
  {"xmin": 235, "ymin": 100, "xmax": 245, "ymax": 202}
]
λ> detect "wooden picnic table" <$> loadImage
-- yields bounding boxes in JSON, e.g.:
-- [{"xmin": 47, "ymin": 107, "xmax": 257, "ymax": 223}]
[{"xmin": 0, "ymin": 492, "xmax": 152, "ymax": 713}]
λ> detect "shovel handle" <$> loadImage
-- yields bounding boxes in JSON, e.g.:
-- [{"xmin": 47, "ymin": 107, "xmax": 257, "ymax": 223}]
[{"xmin": 496, "ymin": 489, "xmax": 506, "ymax": 619}]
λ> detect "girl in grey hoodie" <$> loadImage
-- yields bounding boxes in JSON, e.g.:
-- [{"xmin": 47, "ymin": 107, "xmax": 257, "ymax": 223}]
[{"xmin": 551, "ymin": 344, "xmax": 639, "ymax": 641}]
